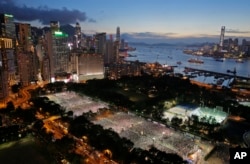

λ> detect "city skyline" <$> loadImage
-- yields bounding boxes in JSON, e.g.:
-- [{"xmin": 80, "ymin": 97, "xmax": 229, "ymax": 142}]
[{"xmin": 1, "ymin": 0, "xmax": 250, "ymax": 43}]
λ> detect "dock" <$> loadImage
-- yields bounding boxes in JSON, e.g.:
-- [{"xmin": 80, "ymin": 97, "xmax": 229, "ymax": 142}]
[{"xmin": 184, "ymin": 67, "xmax": 250, "ymax": 81}]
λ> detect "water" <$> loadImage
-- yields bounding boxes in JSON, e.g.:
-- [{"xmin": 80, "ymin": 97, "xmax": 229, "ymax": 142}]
[{"xmin": 126, "ymin": 44, "xmax": 250, "ymax": 77}]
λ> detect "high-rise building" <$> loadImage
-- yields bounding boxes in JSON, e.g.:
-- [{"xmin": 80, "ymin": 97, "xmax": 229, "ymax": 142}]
[
  {"xmin": 17, "ymin": 52, "xmax": 31, "ymax": 86},
  {"xmin": 0, "ymin": 13, "xmax": 18, "ymax": 100},
  {"xmin": 16, "ymin": 22, "xmax": 40, "ymax": 86},
  {"xmin": 242, "ymin": 39, "xmax": 250, "ymax": 56},
  {"xmin": 0, "ymin": 38, "xmax": 15, "ymax": 99},
  {"xmin": 234, "ymin": 38, "xmax": 238, "ymax": 46},
  {"xmin": 78, "ymin": 53, "xmax": 104, "ymax": 82},
  {"xmin": 116, "ymin": 26, "xmax": 120, "ymax": 42},
  {"xmin": 120, "ymin": 39, "xmax": 125, "ymax": 49},
  {"xmin": 15, "ymin": 23, "xmax": 33, "ymax": 52},
  {"xmin": 105, "ymin": 36, "xmax": 116, "ymax": 64},
  {"xmin": 116, "ymin": 27, "xmax": 120, "ymax": 50},
  {"xmin": 45, "ymin": 22, "xmax": 70, "ymax": 82},
  {"xmin": 219, "ymin": 26, "xmax": 225, "ymax": 49},
  {"xmin": 113, "ymin": 40, "xmax": 120, "ymax": 63},
  {"xmin": 0, "ymin": 13, "xmax": 16, "ymax": 39},
  {"xmin": 74, "ymin": 22, "xmax": 81, "ymax": 48},
  {"xmin": 95, "ymin": 32, "xmax": 106, "ymax": 55},
  {"xmin": 50, "ymin": 21, "xmax": 60, "ymax": 33}
]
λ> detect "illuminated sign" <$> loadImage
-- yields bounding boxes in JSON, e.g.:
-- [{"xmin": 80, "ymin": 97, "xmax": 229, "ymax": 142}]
[
  {"xmin": 54, "ymin": 31, "xmax": 68, "ymax": 37},
  {"xmin": 4, "ymin": 14, "xmax": 13, "ymax": 18}
]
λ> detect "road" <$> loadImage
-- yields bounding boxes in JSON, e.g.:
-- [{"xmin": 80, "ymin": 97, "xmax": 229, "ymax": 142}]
[
  {"xmin": 0, "ymin": 84, "xmax": 40, "ymax": 109},
  {"xmin": 42, "ymin": 115, "xmax": 117, "ymax": 164}
]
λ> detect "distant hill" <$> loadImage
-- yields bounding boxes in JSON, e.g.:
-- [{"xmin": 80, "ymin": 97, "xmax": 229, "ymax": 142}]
[
  {"xmin": 31, "ymin": 24, "xmax": 75, "ymax": 37},
  {"xmin": 60, "ymin": 24, "xmax": 75, "ymax": 37},
  {"xmin": 129, "ymin": 41, "xmax": 217, "ymax": 47}
]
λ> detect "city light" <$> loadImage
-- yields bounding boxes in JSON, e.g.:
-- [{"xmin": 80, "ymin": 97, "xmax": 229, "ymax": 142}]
[
  {"xmin": 54, "ymin": 31, "xmax": 68, "ymax": 37},
  {"xmin": 4, "ymin": 14, "xmax": 13, "ymax": 17}
]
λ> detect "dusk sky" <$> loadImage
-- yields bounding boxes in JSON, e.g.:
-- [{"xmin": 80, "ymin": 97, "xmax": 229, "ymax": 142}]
[{"xmin": 1, "ymin": 0, "xmax": 250, "ymax": 43}]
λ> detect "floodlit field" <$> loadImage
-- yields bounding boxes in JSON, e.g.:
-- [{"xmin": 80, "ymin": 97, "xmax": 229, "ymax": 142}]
[
  {"xmin": 163, "ymin": 105, "xmax": 228, "ymax": 124},
  {"xmin": 46, "ymin": 92, "xmax": 109, "ymax": 116},
  {"xmin": 93, "ymin": 112, "xmax": 214, "ymax": 161},
  {"xmin": 47, "ymin": 92, "xmax": 215, "ymax": 162}
]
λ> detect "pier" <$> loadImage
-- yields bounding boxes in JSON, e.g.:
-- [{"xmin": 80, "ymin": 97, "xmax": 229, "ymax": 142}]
[{"xmin": 184, "ymin": 67, "xmax": 250, "ymax": 81}]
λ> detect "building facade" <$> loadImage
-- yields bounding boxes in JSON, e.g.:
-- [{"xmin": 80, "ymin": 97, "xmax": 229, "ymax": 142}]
[
  {"xmin": 45, "ymin": 22, "xmax": 70, "ymax": 82},
  {"xmin": 0, "ymin": 14, "xmax": 16, "ymax": 39},
  {"xmin": 0, "ymin": 38, "xmax": 15, "ymax": 99},
  {"xmin": 78, "ymin": 53, "xmax": 104, "ymax": 82}
]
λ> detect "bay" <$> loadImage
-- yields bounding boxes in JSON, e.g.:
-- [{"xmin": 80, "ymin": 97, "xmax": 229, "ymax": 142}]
[{"xmin": 126, "ymin": 44, "xmax": 250, "ymax": 78}]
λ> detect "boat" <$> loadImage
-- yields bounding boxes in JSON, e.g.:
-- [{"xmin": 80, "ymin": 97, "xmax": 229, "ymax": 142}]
[
  {"xmin": 127, "ymin": 47, "xmax": 136, "ymax": 51},
  {"xmin": 128, "ymin": 54, "xmax": 137, "ymax": 57},
  {"xmin": 177, "ymin": 61, "xmax": 182, "ymax": 65},
  {"xmin": 188, "ymin": 58, "xmax": 204, "ymax": 64},
  {"xmin": 214, "ymin": 58, "xmax": 224, "ymax": 62},
  {"xmin": 235, "ymin": 58, "xmax": 244, "ymax": 63},
  {"xmin": 183, "ymin": 49, "xmax": 193, "ymax": 54}
]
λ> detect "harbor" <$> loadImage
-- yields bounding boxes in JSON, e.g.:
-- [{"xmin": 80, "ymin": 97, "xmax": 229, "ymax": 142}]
[
  {"xmin": 126, "ymin": 44, "xmax": 250, "ymax": 78},
  {"xmin": 183, "ymin": 67, "xmax": 250, "ymax": 81}
]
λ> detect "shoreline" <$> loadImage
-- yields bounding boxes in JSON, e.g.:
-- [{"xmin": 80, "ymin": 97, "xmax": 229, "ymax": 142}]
[{"xmin": 183, "ymin": 51, "xmax": 250, "ymax": 60}]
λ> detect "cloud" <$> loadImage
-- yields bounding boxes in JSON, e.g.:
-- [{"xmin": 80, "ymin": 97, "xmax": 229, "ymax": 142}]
[
  {"xmin": 88, "ymin": 18, "xmax": 97, "ymax": 23},
  {"xmin": 125, "ymin": 32, "xmax": 176, "ymax": 39},
  {"xmin": 226, "ymin": 29, "xmax": 250, "ymax": 34},
  {"xmin": 121, "ymin": 32, "xmax": 221, "ymax": 44},
  {"xmin": 0, "ymin": 0, "xmax": 92, "ymax": 25}
]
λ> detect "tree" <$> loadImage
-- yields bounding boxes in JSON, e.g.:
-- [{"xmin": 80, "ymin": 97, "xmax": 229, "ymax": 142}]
[
  {"xmin": 6, "ymin": 101, "xmax": 15, "ymax": 112},
  {"xmin": 11, "ymin": 84, "xmax": 20, "ymax": 94}
]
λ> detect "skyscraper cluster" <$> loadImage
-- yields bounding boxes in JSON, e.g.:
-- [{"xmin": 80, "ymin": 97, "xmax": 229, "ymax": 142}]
[
  {"xmin": 217, "ymin": 26, "xmax": 250, "ymax": 55},
  {"xmin": 0, "ymin": 12, "xmax": 128, "ymax": 101}
]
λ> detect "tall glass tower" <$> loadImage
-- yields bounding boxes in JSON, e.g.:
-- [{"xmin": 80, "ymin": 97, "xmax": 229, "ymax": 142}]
[
  {"xmin": 219, "ymin": 26, "xmax": 225, "ymax": 49},
  {"xmin": 116, "ymin": 26, "xmax": 120, "ymax": 42}
]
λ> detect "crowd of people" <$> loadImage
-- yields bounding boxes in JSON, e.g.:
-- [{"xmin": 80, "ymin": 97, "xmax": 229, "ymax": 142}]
[
  {"xmin": 46, "ymin": 91, "xmax": 216, "ymax": 163},
  {"xmin": 47, "ymin": 92, "xmax": 108, "ymax": 116},
  {"xmin": 93, "ymin": 111, "xmax": 213, "ymax": 161}
]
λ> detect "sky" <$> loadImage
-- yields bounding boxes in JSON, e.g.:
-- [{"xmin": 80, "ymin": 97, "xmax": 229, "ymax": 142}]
[{"xmin": 1, "ymin": 0, "xmax": 250, "ymax": 43}]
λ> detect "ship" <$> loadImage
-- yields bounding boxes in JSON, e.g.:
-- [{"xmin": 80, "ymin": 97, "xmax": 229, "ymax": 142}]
[
  {"xmin": 127, "ymin": 47, "xmax": 136, "ymax": 51},
  {"xmin": 188, "ymin": 58, "xmax": 204, "ymax": 64}
]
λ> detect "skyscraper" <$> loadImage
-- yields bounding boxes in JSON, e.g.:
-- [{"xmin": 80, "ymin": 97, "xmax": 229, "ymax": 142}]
[
  {"xmin": 45, "ymin": 21, "xmax": 70, "ymax": 82},
  {"xmin": 105, "ymin": 36, "xmax": 116, "ymax": 64},
  {"xmin": 15, "ymin": 23, "xmax": 33, "ymax": 52},
  {"xmin": 0, "ymin": 38, "xmax": 15, "ymax": 99},
  {"xmin": 95, "ymin": 32, "xmax": 106, "ymax": 55},
  {"xmin": 0, "ymin": 13, "xmax": 16, "ymax": 39},
  {"xmin": 219, "ymin": 26, "xmax": 225, "ymax": 50},
  {"xmin": 0, "ymin": 13, "xmax": 17, "ymax": 100},
  {"xmin": 74, "ymin": 22, "xmax": 81, "ymax": 48},
  {"xmin": 116, "ymin": 26, "xmax": 120, "ymax": 43}
]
